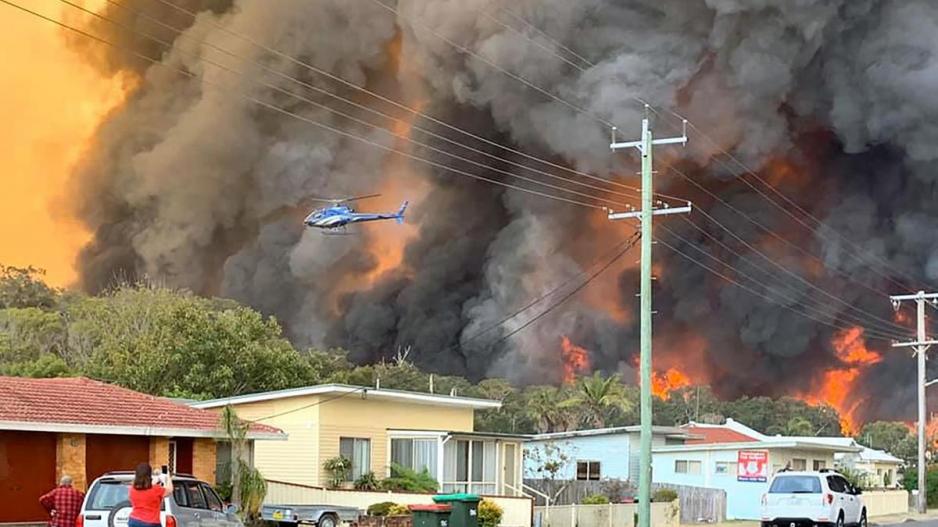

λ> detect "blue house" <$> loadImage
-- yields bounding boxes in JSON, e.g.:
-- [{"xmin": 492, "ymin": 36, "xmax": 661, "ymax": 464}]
[{"xmin": 524, "ymin": 426, "xmax": 692, "ymax": 483}]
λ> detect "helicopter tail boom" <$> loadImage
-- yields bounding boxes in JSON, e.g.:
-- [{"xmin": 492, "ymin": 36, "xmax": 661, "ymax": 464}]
[{"xmin": 395, "ymin": 201, "xmax": 409, "ymax": 224}]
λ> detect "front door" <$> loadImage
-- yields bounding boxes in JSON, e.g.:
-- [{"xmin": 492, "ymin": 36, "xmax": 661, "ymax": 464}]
[{"xmin": 503, "ymin": 443, "xmax": 517, "ymax": 495}]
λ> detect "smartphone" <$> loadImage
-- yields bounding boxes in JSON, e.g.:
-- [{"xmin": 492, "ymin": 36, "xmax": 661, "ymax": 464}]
[{"xmin": 161, "ymin": 465, "xmax": 168, "ymax": 475}]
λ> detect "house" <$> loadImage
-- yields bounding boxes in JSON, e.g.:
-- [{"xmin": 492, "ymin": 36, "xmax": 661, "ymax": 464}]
[
  {"xmin": 523, "ymin": 426, "xmax": 694, "ymax": 484},
  {"xmin": 0, "ymin": 376, "xmax": 284, "ymax": 524},
  {"xmin": 651, "ymin": 419, "xmax": 862, "ymax": 520},
  {"xmin": 191, "ymin": 384, "xmax": 527, "ymax": 495},
  {"xmin": 835, "ymin": 446, "xmax": 903, "ymax": 488}
]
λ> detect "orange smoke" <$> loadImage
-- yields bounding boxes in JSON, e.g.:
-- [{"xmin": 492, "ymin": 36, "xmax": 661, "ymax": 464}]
[
  {"xmin": 652, "ymin": 368, "xmax": 692, "ymax": 400},
  {"xmin": 561, "ymin": 336, "xmax": 590, "ymax": 384},
  {"xmin": 803, "ymin": 327, "xmax": 881, "ymax": 435},
  {"xmin": 0, "ymin": 0, "xmax": 128, "ymax": 286}
]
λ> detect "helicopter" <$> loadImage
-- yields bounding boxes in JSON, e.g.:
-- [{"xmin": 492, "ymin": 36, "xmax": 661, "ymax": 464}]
[{"xmin": 303, "ymin": 193, "xmax": 408, "ymax": 234}]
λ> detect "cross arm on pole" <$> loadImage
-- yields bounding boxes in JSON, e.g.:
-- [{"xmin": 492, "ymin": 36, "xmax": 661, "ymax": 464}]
[
  {"xmin": 926, "ymin": 379, "xmax": 938, "ymax": 388},
  {"xmin": 891, "ymin": 340, "xmax": 938, "ymax": 349},
  {"xmin": 608, "ymin": 203, "xmax": 693, "ymax": 221}
]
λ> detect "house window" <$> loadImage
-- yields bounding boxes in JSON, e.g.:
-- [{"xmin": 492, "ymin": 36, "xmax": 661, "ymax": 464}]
[
  {"xmin": 791, "ymin": 459, "xmax": 807, "ymax": 471},
  {"xmin": 443, "ymin": 439, "xmax": 496, "ymax": 494},
  {"xmin": 391, "ymin": 438, "xmax": 438, "ymax": 476},
  {"xmin": 675, "ymin": 460, "xmax": 701, "ymax": 475},
  {"xmin": 340, "ymin": 437, "xmax": 371, "ymax": 480},
  {"xmin": 576, "ymin": 461, "xmax": 601, "ymax": 481},
  {"xmin": 813, "ymin": 460, "xmax": 826, "ymax": 471},
  {"xmin": 715, "ymin": 462, "xmax": 736, "ymax": 475}
]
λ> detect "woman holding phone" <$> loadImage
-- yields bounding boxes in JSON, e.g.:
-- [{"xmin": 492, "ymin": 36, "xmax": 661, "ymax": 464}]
[{"xmin": 128, "ymin": 463, "xmax": 174, "ymax": 527}]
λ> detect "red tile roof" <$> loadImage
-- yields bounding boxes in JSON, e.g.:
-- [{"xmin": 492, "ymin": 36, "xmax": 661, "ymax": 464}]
[
  {"xmin": 684, "ymin": 425, "xmax": 758, "ymax": 444},
  {"xmin": 0, "ymin": 376, "xmax": 282, "ymax": 438}
]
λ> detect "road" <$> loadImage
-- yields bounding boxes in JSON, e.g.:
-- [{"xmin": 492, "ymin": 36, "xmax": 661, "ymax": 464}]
[{"xmin": 876, "ymin": 521, "xmax": 938, "ymax": 527}]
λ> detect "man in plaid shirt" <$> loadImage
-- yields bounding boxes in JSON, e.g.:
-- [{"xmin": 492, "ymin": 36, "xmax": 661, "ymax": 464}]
[{"xmin": 39, "ymin": 475, "xmax": 85, "ymax": 527}]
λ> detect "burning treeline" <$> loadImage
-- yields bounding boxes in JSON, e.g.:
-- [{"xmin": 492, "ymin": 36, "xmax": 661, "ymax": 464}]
[{"xmin": 52, "ymin": 0, "xmax": 938, "ymax": 430}]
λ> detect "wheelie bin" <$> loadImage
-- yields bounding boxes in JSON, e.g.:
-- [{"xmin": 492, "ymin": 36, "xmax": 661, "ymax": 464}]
[{"xmin": 432, "ymin": 494, "xmax": 481, "ymax": 527}]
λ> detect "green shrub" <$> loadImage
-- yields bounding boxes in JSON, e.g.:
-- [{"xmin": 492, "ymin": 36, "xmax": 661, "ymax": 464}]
[
  {"xmin": 479, "ymin": 499, "xmax": 503, "ymax": 527},
  {"xmin": 355, "ymin": 472, "xmax": 380, "ymax": 491},
  {"xmin": 582, "ymin": 494, "xmax": 610, "ymax": 505},
  {"xmin": 902, "ymin": 467, "xmax": 938, "ymax": 507},
  {"xmin": 389, "ymin": 504, "xmax": 411, "ymax": 516},
  {"xmin": 652, "ymin": 488, "xmax": 678, "ymax": 503},
  {"xmin": 323, "ymin": 456, "xmax": 352, "ymax": 488},
  {"xmin": 367, "ymin": 502, "xmax": 398, "ymax": 516},
  {"xmin": 380, "ymin": 464, "xmax": 439, "ymax": 493},
  {"xmin": 214, "ymin": 481, "xmax": 233, "ymax": 502}
]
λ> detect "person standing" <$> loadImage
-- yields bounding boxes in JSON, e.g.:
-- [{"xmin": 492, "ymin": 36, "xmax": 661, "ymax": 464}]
[
  {"xmin": 129, "ymin": 463, "xmax": 173, "ymax": 527},
  {"xmin": 39, "ymin": 475, "xmax": 85, "ymax": 527}
]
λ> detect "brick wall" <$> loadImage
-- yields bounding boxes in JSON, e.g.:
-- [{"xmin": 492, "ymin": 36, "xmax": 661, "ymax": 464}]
[
  {"xmin": 192, "ymin": 438, "xmax": 217, "ymax": 484},
  {"xmin": 359, "ymin": 516, "xmax": 413, "ymax": 527},
  {"xmin": 56, "ymin": 433, "xmax": 86, "ymax": 491},
  {"xmin": 149, "ymin": 437, "xmax": 170, "ymax": 469}
]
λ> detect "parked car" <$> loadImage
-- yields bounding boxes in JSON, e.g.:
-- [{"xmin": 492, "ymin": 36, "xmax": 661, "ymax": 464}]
[
  {"xmin": 78, "ymin": 471, "xmax": 242, "ymax": 527},
  {"xmin": 761, "ymin": 470, "xmax": 867, "ymax": 527}
]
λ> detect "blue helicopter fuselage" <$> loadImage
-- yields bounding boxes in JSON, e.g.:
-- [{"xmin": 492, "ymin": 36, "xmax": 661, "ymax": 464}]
[{"xmin": 304, "ymin": 201, "xmax": 408, "ymax": 230}]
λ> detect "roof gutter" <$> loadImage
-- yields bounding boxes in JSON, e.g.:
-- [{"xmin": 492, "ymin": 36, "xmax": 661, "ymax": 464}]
[{"xmin": 0, "ymin": 420, "xmax": 287, "ymax": 440}]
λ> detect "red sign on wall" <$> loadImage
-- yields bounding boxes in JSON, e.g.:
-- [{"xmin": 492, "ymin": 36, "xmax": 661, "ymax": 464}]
[{"xmin": 737, "ymin": 450, "xmax": 769, "ymax": 482}]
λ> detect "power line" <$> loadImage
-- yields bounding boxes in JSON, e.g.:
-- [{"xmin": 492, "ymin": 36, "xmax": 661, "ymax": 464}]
[
  {"xmin": 144, "ymin": 0, "xmax": 679, "ymax": 202},
  {"xmin": 681, "ymin": 207, "xmax": 908, "ymax": 337},
  {"xmin": 484, "ymin": 231, "xmax": 641, "ymax": 349},
  {"xmin": 97, "ymin": 0, "xmax": 646, "ymax": 205},
  {"xmin": 56, "ymin": 0, "xmax": 635, "ymax": 212},
  {"xmin": 244, "ymin": 387, "xmax": 368, "ymax": 423},
  {"xmin": 1, "ymin": 0, "xmax": 623, "ymax": 212},
  {"xmin": 484, "ymin": 5, "xmax": 927, "ymax": 291},
  {"xmin": 656, "ymin": 223, "xmax": 905, "ymax": 342}
]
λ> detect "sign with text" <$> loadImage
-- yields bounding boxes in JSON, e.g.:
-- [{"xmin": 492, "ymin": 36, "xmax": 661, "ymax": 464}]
[{"xmin": 737, "ymin": 450, "xmax": 769, "ymax": 482}]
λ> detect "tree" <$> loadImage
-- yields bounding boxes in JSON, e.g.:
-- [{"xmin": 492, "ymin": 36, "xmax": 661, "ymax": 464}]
[
  {"xmin": 785, "ymin": 416, "xmax": 815, "ymax": 436},
  {"xmin": 524, "ymin": 385, "xmax": 578, "ymax": 433},
  {"xmin": 220, "ymin": 406, "xmax": 246, "ymax": 507},
  {"xmin": 857, "ymin": 422, "xmax": 916, "ymax": 463},
  {"xmin": 0, "ymin": 265, "xmax": 59, "ymax": 309},
  {"xmin": 573, "ymin": 372, "xmax": 632, "ymax": 428}
]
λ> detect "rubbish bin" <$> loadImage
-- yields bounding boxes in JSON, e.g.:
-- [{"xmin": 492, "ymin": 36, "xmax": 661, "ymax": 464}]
[
  {"xmin": 410, "ymin": 504, "xmax": 453, "ymax": 527},
  {"xmin": 432, "ymin": 493, "xmax": 481, "ymax": 527}
]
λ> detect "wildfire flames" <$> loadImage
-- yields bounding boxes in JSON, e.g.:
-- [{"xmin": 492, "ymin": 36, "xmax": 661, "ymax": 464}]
[
  {"xmin": 652, "ymin": 368, "xmax": 692, "ymax": 400},
  {"xmin": 803, "ymin": 327, "xmax": 881, "ymax": 435},
  {"xmin": 561, "ymin": 336, "xmax": 590, "ymax": 384}
]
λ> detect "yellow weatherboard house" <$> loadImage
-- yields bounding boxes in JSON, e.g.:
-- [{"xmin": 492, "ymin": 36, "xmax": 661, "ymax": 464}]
[{"xmin": 192, "ymin": 384, "xmax": 525, "ymax": 495}]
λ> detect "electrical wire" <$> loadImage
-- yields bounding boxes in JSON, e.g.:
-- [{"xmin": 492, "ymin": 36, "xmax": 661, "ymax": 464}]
[
  {"xmin": 656, "ymin": 223, "xmax": 905, "ymax": 342},
  {"xmin": 481, "ymin": 3, "xmax": 929, "ymax": 291},
  {"xmin": 143, "ymin": 0, "xmax": 680, "ymax": 201},
  {"xmin": 56, "ymin": 0, "xmax": 635, "ymax": 212},
  {"xmin": 675, "ymin": 214, "xmax": 908, "ymax": 338},
  {"xmin": 97, "ymin": 0, "xmax": 645, "ymax": 205},
  {"xmin": 483, "ymin": 231, "xmax": 642, "ymax": 349},
  {"xmin": 1, "ymin": 0, "xmax": 620, "ymax": 212},
  {"xmin": 244, "ymin": 387, "xmax": 368, "ymax": 423}
]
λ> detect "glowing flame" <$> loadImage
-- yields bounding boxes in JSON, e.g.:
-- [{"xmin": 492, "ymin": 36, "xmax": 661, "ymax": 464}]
[
  {"xmin": 561, "ymin": 336, "xmax": 590, "ymax": 384},
  {"xmin": 652, "ymin": 368, "xmax": 692, "ymax": 400},
  {"xmin": 803, "ymin": 327, "xmax": 881, "ymax": 435}
]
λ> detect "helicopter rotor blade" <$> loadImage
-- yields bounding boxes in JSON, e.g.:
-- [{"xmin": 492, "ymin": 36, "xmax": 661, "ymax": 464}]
[
  {"xmin": 341, "ymin": 193, "xmax": 381, "ymax": 203},
  {"xmin": 304, "ymin": 193, "xmax": 381, "ymax": 205}
]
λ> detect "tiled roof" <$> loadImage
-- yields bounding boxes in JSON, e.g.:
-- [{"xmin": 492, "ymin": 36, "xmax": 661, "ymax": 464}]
[
  {"xmin": 0, "ymin": 376, "xmax": 282, "ymax": 438},
  {"xmin": 684, "ymin": 425, "xmax": 759, "ymax": 444}
]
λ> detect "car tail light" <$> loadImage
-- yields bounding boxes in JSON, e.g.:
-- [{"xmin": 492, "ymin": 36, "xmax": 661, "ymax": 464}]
[
  {"xmin": 75, "ymin": 515, "xmax": 84, "ymax": 527},
  {"xmin": 825, "ymin": 493, "xmax": 834, "ymax": 505},
  {"xmin": 165, "ymin": 515, "xmax": 177, "ymax": 527}
]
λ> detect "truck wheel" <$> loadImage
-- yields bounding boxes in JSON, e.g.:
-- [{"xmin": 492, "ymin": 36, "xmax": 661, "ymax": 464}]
[
  {"xmin": 319, "ymin": 514, "xmax": 338, "ymax": 527},
  {"xmin": 859, "ymin": 509, "xmax": 868, "ymax": 527}
]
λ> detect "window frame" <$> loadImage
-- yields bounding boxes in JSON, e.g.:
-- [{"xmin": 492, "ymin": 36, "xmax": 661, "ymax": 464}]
[
  {"xmin": 182, "ymin": 481, "xmax": 209, "ymax": 510},
  {"xmin": 575, "ymin": 460, "xmax": 601, "ymax": 481},
  {"xmin": 200, "ymin": 483, "xmax": 224, "ymax": 512},
  {"xmin": 339, "ymin": 437, "xmax": 372, "ymax": 481},
  {"xmin": 714, "ymin": 462, "xmax": 736, "ymax": 475},
  {"xmin": 442, "ymin": 439, "xmax": 498, "ymax": 494}
]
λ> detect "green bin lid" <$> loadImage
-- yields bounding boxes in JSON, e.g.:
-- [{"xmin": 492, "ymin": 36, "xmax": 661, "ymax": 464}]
[{"xmin": 432, "ymin": 493, "xmax": 481, "ymax": 503}]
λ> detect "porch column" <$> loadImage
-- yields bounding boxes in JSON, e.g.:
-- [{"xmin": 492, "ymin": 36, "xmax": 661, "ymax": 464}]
[
  {"xmin": 437, "ymin": 435, "xmax": 447, "ymax": 492},
  {"xmin": 149, "ymin": 437, "xmax": 170, "ymax": 469},
  {"xmin": 56, "ymin": 433, "xmax": 86, "ymax": 491},
  {"xmin": 192, "ymin": 438, "xmax": 217, "ymax": 484}
]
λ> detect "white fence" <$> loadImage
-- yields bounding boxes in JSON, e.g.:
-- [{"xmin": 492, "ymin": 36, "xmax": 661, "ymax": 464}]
[
  {"xmin": 533, "ymin": 502, "xmax": 679, "ymax": 527},
  {"xmin": 265, "ymin": 480, "xmax": 533, "ymax": 527},
  {"xmin": 864, "ymin": 490, "xmax": 908, "ymax": 517}
]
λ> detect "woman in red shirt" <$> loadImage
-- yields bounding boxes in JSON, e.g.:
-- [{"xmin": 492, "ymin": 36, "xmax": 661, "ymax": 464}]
[{"xmin": 128, "ymin": 463, "xmax": 174, "ymax": 527}]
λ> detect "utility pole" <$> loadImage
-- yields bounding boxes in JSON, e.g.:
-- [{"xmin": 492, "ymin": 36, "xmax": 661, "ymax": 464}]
[
  {"xmin": 609, "ymin": 107, "xmax": 691, "ymax": 527},
  {"xmin": 890, "ymin": 291, "xmax": 938, "ymax": 513}
]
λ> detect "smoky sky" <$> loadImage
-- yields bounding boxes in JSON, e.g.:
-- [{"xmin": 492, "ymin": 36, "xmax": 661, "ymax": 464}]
[{"xmin": 66, "ymin": 0, "xmax": 938, "ymax": 423}]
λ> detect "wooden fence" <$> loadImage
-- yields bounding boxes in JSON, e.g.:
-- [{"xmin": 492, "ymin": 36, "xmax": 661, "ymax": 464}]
[{"xmin": 524, "ymin": 479, "xmax": 725, "ymax": 524}]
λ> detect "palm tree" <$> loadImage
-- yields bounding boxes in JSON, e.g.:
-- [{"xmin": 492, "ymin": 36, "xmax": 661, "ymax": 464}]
[
  {"xmin": 220, "ymin": 406, "xmax": 246, "ymax": 506},
  {"xmin": 574, "ymin": 372, "xmax": 632, "ymax": 428},
  {"xmin": 525, "ymin": 386, "xmax": 578, "ymax": 433}
]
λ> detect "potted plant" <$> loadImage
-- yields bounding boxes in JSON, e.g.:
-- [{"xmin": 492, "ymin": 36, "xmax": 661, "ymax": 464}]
[{"xmin": 323, "ymin": 456, "xmax": 352, "ymax": 488}]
